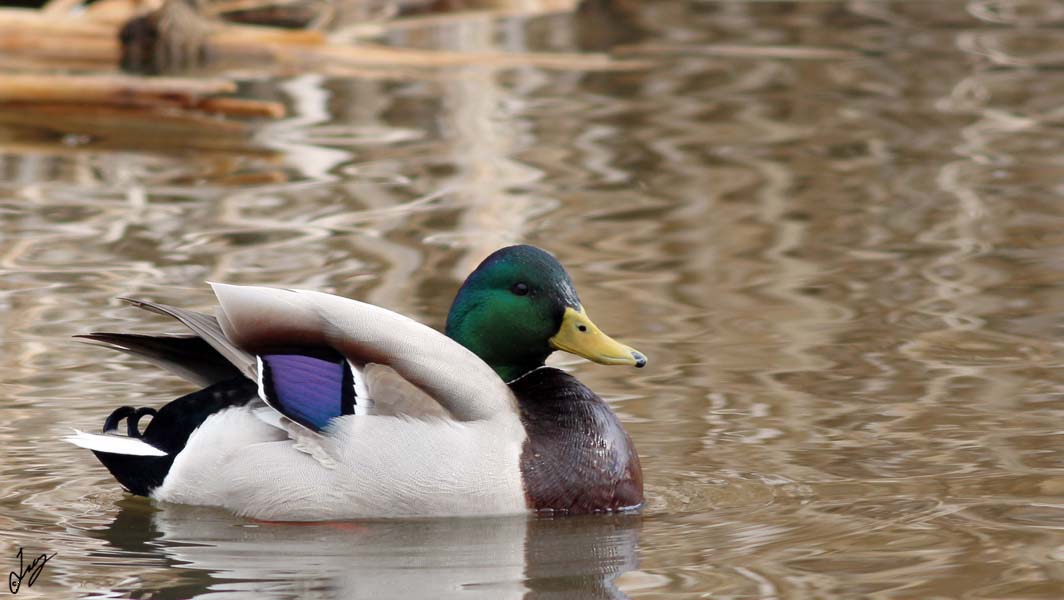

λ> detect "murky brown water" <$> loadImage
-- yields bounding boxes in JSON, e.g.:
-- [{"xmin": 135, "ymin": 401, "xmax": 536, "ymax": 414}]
[{"xmin": 3, "ymin": 1, "xmax": 1064, "ymax": 598}]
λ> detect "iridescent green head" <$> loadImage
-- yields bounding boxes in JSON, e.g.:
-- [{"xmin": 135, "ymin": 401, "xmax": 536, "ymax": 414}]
[{"xmin": 445, "ymin": 245, "xmax": 646, "ymax": 382}]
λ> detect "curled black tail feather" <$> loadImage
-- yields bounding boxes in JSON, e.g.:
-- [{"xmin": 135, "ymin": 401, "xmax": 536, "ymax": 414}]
[
  {"xmin": 102, "ymin": 406, "xmax": 157, "ymax": 437},
  {"xmin": 91, "ymin": 378, "xmax": 257, "ymax": 496},
  {"xmin": 103, "ymin": 406, "xmax": 136, "ymax": 434}
]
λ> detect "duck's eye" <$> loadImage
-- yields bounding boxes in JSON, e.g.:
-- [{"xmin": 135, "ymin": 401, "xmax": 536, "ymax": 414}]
[{"xmin": 511, "ymin": 282, "xmax": 529, "ymax": 296}]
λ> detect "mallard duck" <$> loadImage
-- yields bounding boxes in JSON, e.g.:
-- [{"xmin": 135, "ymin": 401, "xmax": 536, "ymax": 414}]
[{"xmin": 66, "ymin": 245, "xmax": 647, "ymax": 520}]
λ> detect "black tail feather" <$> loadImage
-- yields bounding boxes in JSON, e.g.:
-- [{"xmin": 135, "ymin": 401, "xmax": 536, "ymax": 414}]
[
  {"xmin": 76, "ymin": 332, "xmax": 244, "ymax": 387},
  {"xmin": 92, "ymin": 451, "xmax": 173, "ymax": 497},
  {"xmin": 91, "ymin": 378, "xmax": 258, "ymax": 497}
]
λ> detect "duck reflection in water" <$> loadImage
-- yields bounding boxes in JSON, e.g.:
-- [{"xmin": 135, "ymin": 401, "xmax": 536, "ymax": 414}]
[{"xmin": 91, "ymin": 499, "xmax": 642, "ymax": 600}]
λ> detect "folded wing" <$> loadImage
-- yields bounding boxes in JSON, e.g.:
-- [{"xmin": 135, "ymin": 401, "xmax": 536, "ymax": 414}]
[{"xmin": 210, "ymin": 283, "xmax": 515, "ymax": 422}]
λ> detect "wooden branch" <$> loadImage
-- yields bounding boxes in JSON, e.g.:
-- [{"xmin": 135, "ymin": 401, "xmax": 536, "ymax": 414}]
[
  {"xmin": 0, "ymin": 31, "xmax": 118, "ymax": 63},
  {"xmin": 0, "ymin": 74, "xmax": 237, "ymax": 105},
  {"xmin": 0, "ymin": 74, "xmax": 285, "ymax": 118},
  {"xmin": 42, "ymin": 0, "xmax": 86, "ymax": 17},
  {"xmin": 214, "ymin": 22, "xmax": 326, "ymax": 45},
  {"xmin": 197, "ymin": 96, "xmax": 286, "ymax": 118},
  {"xmin": 83, "ymin": 0, "xmax": 155, "ymax": 25},
  {"xmin": 206, "ymin": 0, "xmax": 310, "ymax": 15},
  {"xmin": 0, "ymin": 8, "xmax": 114, "ymax": 35},
  {"xmin": 334, "ymin": 0, "xmax": 581, "ymax": 40},
  {"xmin": 0, "ymin": 104, "xmax": 263, "ymax": 152},
  {"xmin": 299, "ymin": 43, "xmax": 649, "ymax": 71}
]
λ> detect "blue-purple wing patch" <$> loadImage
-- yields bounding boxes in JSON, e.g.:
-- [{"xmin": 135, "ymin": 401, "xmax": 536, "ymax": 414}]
[{"xmin": 257, "ymin": 352, "xmax": 357, "ymax": 431}]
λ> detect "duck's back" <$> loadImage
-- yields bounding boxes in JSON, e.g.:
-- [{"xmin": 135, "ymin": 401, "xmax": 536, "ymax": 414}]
[{"xmin": 511, "ymin": 367, "xmax": 643, "ymax": 514}]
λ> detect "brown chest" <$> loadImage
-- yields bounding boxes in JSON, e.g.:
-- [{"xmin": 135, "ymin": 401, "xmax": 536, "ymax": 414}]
[{"xmin": 511, "ymin": 368, "xmax": 644, "ymax": 514}]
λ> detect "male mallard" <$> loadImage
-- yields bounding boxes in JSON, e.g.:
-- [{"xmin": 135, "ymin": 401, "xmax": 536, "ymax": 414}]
[{"xmin": 66, "ymin": 245, "xmax": 646, "ymax": 520}]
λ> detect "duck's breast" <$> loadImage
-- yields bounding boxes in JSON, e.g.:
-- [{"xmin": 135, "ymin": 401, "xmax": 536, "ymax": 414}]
[{"xmin": 511, "ymin": 368, "xmax": 644, "ymax": 514}]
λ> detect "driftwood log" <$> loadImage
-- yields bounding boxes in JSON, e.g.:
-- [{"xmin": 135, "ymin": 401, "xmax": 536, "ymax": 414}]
[
  {"xmin": 0, "ymin": 0, "xmax": 647, "ymax": 163},
  {"xmin": 2, "ymin": 0, "xmax": 643, "ymax": 74}
]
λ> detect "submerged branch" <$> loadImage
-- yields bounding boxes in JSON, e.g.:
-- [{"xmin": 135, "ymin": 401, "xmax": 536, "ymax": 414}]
[{"xmin": 0, "ymin": 74, "xmax": 284, "ymax": 119}]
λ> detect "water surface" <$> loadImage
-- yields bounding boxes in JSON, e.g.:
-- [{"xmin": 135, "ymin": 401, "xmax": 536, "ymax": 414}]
[{"xmin": 2, "ymin": 1, "xmax": 1064, "ymax": 598}]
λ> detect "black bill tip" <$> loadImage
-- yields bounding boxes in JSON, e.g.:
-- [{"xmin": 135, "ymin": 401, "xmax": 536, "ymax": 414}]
[{"xmin": 632, "ymin": 351, "xmax": 647, "ymax": 368}]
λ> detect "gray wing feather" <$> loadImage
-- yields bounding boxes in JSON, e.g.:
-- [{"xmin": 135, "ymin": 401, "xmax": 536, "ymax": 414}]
[
  {"xmin": 363, "ymin": 363, "xmax": 452, "ymax": 419},
  {"xmin": 119, "ymin": 298, "xmax": 256, "ymax": 379}
]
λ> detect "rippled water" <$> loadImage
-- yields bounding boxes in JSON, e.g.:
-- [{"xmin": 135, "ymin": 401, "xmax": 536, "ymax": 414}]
[{"xmin": 3, "ymin": 1, "xmax": 1064, "ymax": 597}]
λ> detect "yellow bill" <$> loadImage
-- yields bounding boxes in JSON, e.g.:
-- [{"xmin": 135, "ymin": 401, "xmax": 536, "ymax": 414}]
[{"xmin": 549, "ymin": 306, "xmax": 647, "ymax": 368}]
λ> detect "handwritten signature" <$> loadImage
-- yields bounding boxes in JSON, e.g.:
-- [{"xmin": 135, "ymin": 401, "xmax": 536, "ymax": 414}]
[{"xmin": 8, "ymin": 547, "xmax": 56, "ymax": 594}]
